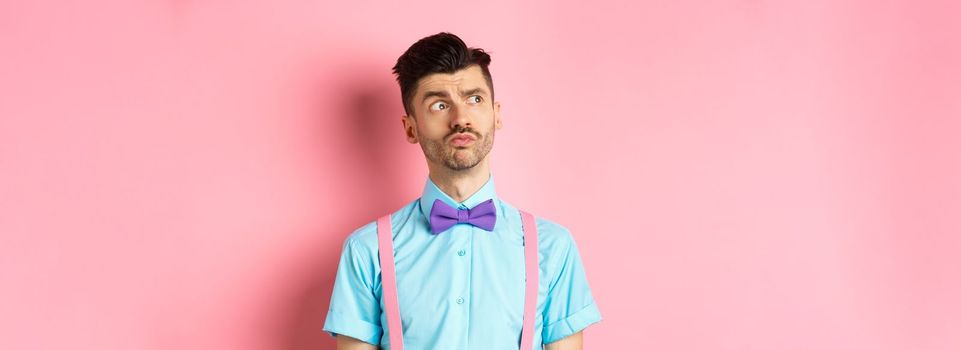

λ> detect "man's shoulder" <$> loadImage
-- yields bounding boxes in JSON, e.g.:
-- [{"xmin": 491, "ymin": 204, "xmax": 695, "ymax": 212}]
[
  {"xmin": 341, "ymin": 199, "xmax": 420, "ymax": 253},
  {"xmin": 532, "ymin": 214, "xmax": 577, "ymax": 252},
  {"xmin": 498, "ymin": 198, "xmax": 576, "ymax": 248}
]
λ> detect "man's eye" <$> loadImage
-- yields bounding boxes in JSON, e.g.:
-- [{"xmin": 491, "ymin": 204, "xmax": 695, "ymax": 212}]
[
  {"xmin": 467, "ymin": 95, "xmax": 482, "ymax": 104},
  {"xmin": 429, "ymin": 101, "xmax": 447, "ymax": 111}
]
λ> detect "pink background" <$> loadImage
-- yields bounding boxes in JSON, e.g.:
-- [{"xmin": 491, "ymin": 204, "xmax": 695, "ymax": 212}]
[{"xmin": 2, "ymin": 0, "xmax": 959, "ymax": 349}]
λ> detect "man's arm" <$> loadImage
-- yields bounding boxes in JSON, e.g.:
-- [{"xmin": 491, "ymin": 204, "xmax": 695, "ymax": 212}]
[
  {"xmin": 544, "ymin": 331, "xmax": 583, "ymax": 350},
  {"xmin": 335, "ymin": 334, "xmax": 378, "ymax": 350},
  {"xmin": 324, "ymin": 236, "xmax": 384, "ymax": 348}
]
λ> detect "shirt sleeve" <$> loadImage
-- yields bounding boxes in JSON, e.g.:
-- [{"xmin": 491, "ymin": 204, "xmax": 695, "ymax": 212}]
[
  {"xmin": 322, "ymin": 236, "xmax": 383, "ymax": 345},
  {"xmin": 541, "ymin": 231, "xmax": 603, "ymax": 344}
]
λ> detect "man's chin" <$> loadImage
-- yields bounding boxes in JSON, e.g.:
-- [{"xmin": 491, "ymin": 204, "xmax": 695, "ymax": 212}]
[{"xmin": 444, "ymin": 157, "xmax": 481, "ymax": 171}]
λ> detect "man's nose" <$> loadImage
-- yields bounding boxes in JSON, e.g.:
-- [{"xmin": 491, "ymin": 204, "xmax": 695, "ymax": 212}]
[{"xmin": 449, "ymin": 103, "xmax": 472, "ymax": 129}]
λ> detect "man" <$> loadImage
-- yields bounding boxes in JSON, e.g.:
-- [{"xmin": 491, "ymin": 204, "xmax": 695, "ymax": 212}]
[{"xmin": 323, "ymin": 32, "xmax": 601, "ymax": 350}]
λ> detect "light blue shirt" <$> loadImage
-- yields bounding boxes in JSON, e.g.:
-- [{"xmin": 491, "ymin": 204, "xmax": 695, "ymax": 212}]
[{"xmin": 323, "ymin": 173, "xmax": 602, "ymax": 349}]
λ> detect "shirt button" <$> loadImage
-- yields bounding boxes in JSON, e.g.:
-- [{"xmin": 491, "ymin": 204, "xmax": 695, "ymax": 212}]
[
  {"xmin": 456, "ymin": 297, "xmax": 464, "ymax": 304},
  {"xmin": 457, "ymin": 249, "xmax": 466, "ymax": 256}
]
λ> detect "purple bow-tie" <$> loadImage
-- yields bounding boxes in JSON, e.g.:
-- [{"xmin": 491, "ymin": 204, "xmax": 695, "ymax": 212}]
[{"xmin": 429, "ymin": 198, "xmax": 497, "ymax": 234}]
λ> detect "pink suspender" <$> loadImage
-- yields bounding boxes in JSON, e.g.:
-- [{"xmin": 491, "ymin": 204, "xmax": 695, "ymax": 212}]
[
  {"xmin": 519, "ymin": 210, "xmax": 539, "ymax": 350},
  {"xmin": 376, "ymin": 215, "xmax": 404, "ymax": 350},
  {"xmin": 376, "ymin": 210, "xmax": 540, "ymax": 350}
]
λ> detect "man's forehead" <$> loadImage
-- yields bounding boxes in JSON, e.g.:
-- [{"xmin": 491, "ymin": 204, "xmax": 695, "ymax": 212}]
[{"xmin": 415, "ymin": 66, "xmax": 488, "ymax": 94}]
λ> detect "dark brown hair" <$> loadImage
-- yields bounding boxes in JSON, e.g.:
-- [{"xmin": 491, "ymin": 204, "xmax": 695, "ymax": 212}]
[{"xmin": 392, "ymin": 32, "xmax": 493, "ymax": 117}]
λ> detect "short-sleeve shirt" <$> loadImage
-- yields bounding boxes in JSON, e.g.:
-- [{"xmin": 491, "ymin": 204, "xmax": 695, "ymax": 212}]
[{"xmin": 323, "ymin": 173, "xmax": 602, "ymax": 349}]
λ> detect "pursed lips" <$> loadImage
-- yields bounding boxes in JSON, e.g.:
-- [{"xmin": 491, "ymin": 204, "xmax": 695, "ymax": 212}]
[{"xmin": 449, "ymin": 133, "xmax": 477, "ymax": 142}]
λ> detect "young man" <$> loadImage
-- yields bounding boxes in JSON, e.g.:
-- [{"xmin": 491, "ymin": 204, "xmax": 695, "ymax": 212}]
[{"xmin": 323, "ymin": 32, "xmax": 601, "ymax": 350}]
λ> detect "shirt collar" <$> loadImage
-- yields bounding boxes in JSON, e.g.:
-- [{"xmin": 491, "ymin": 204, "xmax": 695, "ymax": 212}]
[{"xmin": 419, "ymin": 172, "xmax": 499, "ymax": 222}]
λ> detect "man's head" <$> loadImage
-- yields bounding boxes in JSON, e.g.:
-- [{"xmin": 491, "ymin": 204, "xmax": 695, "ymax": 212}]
[{"xmin": 393, "ymin": 32, "xmax": 502, "ymax": 172}]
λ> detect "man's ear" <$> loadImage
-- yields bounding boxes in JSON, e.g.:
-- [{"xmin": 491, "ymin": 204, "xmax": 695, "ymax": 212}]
[
  {"xmin": 402, "ymin": 115, "xmax": 418, "ymax": 144},
  {"xmin": 494, "ymin": 101, "xmax": 503, "ymax": 130}
]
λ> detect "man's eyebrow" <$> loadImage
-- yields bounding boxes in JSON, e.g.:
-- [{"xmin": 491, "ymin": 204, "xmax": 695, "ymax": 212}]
[
  {"xmin": 420, "ymin": 90, "xmax": 449, "ymax": 104},
  {"xmin": 461, "ymin": 87, "xmax": 488, "ymax": 97},
  {"xmin": 420, "ymin": 87, "xmax": 490, "ymax": 104}
]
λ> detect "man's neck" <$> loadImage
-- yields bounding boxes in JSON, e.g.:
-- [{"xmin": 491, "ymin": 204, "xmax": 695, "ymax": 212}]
[{"xmin": 428, "ymin": 161, "xmax": 491, "ymax": 203}]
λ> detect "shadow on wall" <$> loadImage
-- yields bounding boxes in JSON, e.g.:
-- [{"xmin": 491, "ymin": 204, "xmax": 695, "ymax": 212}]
[{"xmin": 277, "ymin": 57, "xmax": 413, "ymax": 350}]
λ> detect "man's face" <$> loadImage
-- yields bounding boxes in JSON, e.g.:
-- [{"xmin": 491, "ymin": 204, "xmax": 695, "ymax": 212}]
[{"xmin": 402, "ymin": 65, "xmax": 502, "ymax": 171}]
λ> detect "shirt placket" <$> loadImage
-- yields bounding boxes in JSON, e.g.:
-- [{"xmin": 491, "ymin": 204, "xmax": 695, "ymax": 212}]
[{"xmin": 456, "ymin": 204, "xmax": 473, "ymax": 349}]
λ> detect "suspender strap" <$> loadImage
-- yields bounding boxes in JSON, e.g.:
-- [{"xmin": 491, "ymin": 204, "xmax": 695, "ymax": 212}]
[
  {"xmin": 519, "ymin": 210, "xmax": 539, "ymax": 350},
  {"xmin": 376, "ymin": 215, "xmax": 404, "ymax": 350},
  {"xmin": 376, "ymin": 211, "xmax": 540, "ymax": 349}
]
